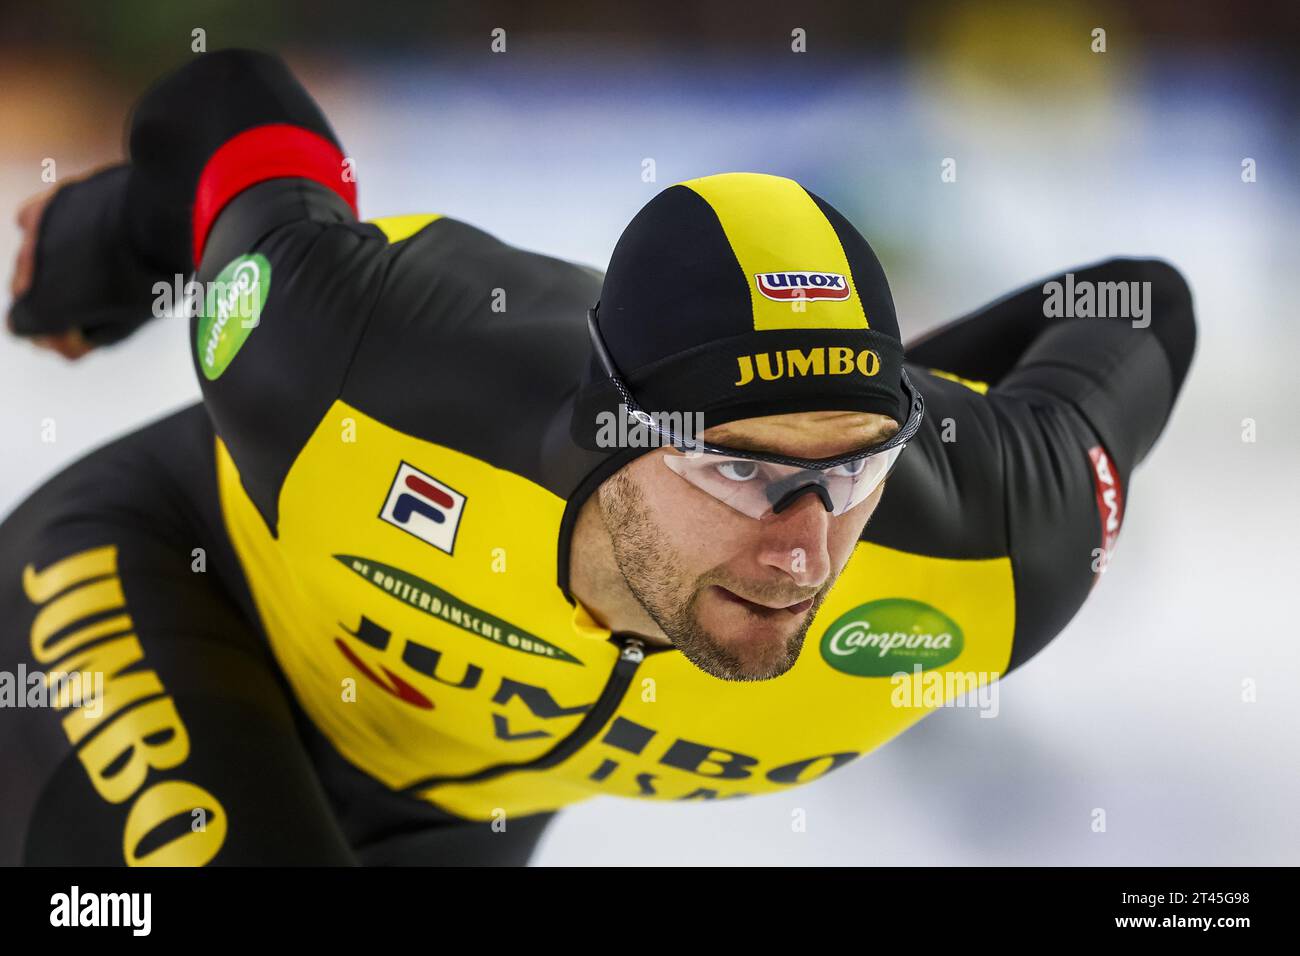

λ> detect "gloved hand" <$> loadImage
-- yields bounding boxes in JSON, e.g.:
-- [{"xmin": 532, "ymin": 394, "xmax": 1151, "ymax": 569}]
[{"xmin": 7, "ymin": 164, "xmax": 163, "ymax": 359}]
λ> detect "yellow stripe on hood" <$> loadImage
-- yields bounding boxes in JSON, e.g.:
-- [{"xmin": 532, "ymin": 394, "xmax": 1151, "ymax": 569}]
[{"xmin": 678, "ymin": 172, "xmax": 868, "ymax": 331}]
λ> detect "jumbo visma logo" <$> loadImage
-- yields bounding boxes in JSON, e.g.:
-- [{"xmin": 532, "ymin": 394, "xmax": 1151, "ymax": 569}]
[
  {"xmin": 819, "ymin": 598, "xmax": 964, "ymax": 677},
  {"xmin": 195, "ymin": 253, "xmax": 270, "ymax": 380}
]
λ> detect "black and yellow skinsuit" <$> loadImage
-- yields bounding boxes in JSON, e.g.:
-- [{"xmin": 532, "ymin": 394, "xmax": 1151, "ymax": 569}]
[{"xmin": 0, "ymin": 51, "xmax": 1196, "ymax": 865}]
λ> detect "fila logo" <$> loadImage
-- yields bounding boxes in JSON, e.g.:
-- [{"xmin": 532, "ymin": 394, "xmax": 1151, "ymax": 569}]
[
  {"xmin": 379, "ymin": 462, "xmax": 466, "ymax": 555},
  {"xmin": 754, "ymin": 271, "xmax": 851, "ymax": 302}
]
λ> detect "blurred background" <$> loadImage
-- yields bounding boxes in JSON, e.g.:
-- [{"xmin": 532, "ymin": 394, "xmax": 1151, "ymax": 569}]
[{"xmin": 1, "ymin": 0, "xmax": 1297, "ymax": 865}]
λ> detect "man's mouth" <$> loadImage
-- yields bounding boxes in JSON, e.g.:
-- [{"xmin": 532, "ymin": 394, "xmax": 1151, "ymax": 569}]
[{"xmin": 713, "ymin": 585, "xmax": 814, "ymax": 617}]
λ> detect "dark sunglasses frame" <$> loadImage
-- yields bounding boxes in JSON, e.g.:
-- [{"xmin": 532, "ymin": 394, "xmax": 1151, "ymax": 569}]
[{"xmin": 587, "ymin": 304, "xmax": 925, "ymax": 471}]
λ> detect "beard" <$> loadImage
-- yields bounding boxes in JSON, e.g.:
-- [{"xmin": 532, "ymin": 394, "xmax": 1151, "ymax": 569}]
[{"xmin": 598, "ymin": 471, "xmax": 834, "ymax": 682}]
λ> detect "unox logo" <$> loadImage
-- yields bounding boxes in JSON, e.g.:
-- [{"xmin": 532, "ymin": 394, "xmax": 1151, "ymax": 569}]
[
  {"xmin": 379, "ymin": 462, "xmax": 466, "ymax": 555},
  {"xmin": 754, "ymin": 271, "xmax": 851, "ymax": 302}
]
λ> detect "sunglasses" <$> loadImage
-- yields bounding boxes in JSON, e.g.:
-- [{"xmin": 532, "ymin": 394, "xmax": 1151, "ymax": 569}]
[{"xmin": 587, "ymin": 306, "xmax": 925, "ymax": 519}]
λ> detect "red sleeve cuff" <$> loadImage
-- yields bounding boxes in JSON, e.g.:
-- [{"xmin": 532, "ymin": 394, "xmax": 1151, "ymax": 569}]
[{"xmin": 192, "ymin": 123, "xmax": 357, "ymax": 263}]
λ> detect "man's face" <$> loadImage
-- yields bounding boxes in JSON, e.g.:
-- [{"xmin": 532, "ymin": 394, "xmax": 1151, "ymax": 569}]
[{"xmin": 597, "ymin": 410, "xmax": 899, "ymax": 682}]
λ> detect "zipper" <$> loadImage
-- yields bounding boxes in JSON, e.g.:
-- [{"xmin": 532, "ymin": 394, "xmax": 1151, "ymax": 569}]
[{"xmin": 400, "ymin": 632, "xmax": 646, "ymax": 794}]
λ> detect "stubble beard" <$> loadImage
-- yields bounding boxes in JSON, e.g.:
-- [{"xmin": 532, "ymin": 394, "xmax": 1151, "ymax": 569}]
[{"xmin": 598, "ymin": 471, "xmax": 832, "ymax": 682}]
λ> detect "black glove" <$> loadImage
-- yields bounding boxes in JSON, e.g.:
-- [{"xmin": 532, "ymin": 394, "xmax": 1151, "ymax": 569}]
[{"xmin": 8, "ymin": 165, "xmax": 167, "ymax": 347}]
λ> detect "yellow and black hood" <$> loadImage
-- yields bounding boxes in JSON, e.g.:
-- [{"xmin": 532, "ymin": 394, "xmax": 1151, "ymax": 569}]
[{"xmin": 571, "ymin": 172, "xmax": 907, "ymax": 451}]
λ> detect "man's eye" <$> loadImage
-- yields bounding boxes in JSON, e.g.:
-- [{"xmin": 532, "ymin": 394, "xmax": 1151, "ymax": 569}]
[
  {"xmin": 831, "ymin": 458, "xmax": 868, "ymax": 477},
  {"xmin": 715, "ymin": 460, "xmax": 759, "ymax": 482}
]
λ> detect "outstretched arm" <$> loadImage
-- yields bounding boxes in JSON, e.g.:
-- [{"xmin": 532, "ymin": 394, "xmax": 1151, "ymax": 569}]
[
  {"xmin": 7, "ymin": 49, "xmax": 362, "ymax": 352},
  {"xmin": 906, "ymin": 257, "xmax": 1196, "ymax": 480},
  {"xmin": 8, "ymin": 50, "xmax": 396, "ymax": 534},
  {"xmin": 894, "ymin": 258, "xmax": 1197, "ymax": 674}
]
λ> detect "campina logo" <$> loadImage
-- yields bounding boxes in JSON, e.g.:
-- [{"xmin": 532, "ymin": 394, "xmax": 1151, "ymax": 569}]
[
  {"xmin": 194, "ymin": 253, "xmax": 270, "ymax": 380},
  {"xmin": 819, "ymin": 597, "xmax": 964, "ymax": 677},
  {"xmin": 379, "ymin": 462, "xmax": 467, "ymax": 555},
  {"xmin": 754, "ymin": 271, "xmax": 851, "ymax": 302}
]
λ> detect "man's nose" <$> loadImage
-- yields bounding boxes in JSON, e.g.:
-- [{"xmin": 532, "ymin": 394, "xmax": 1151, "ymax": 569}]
[{"xmin": 756, "ymin": 489, "xmax": 833, "ymax": 586}]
